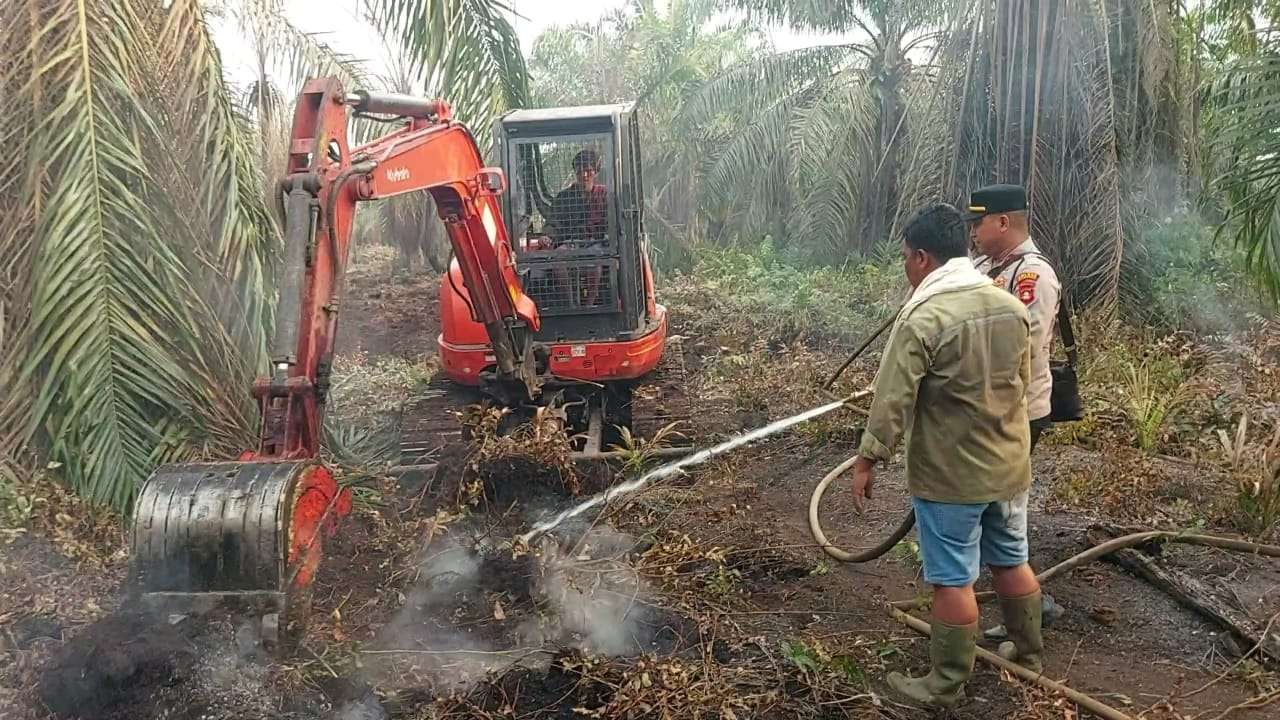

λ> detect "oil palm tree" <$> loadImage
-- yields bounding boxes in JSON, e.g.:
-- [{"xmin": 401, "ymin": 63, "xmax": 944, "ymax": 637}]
[{"xmin": 696, "ymin": 0, "xmax": 944, "ymax": 260}]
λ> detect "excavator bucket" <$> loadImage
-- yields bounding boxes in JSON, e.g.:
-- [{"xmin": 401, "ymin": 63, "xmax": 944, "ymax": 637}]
[{"xmin": 129, "ymin": 460, "xmax": 350, "ymax": 648}]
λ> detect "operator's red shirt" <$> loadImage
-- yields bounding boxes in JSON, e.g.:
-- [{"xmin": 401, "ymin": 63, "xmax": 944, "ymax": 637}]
[{"xmin": 550, "ymin": 184, "xmax": 608, "ymax": 245}]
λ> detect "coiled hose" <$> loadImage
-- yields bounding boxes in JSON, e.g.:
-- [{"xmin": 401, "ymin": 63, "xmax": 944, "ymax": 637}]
[
  {"xmin": 809, "ymin": 455, "xmax": 916, "ymax": 562},
  {"xmin": 812, "ymin": 310, "xmax": 915, "ymax": 562}
]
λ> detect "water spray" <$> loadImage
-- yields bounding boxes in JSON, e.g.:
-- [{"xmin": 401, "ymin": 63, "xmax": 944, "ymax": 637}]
[{"xmin": 517, "ymin": 389, "xmax": 872, "ymax": 546}]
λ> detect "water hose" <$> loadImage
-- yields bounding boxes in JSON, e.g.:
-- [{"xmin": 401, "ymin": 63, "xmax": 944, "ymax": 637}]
[
  {"xmin": 809, "ymin": 455, "xmax": 916, "ymax": 562},
  {"xmin": 814, "ymin": 309, "xmax": 916, "ymax": 563}
]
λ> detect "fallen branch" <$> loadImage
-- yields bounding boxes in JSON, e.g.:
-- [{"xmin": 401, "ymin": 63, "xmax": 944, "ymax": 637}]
[
  {"xmin": 1184, "ymin": 611, "xmax": 1280, "ymax": 698},
  {"xmin": 1087, "ymin": 534, "xmax": 1280, "ymax": 664},
  {"xmin": 889, "ymin": 607, "xmax": 1135, "ymax": 720},
  {"xmin": 1203, "ymin": 687, "xmax": 1280, "ymax": 720}
]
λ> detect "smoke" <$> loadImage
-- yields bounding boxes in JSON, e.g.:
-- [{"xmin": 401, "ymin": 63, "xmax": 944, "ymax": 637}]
[
  {"xmin": 1119, "ymin": 158, "xmax": 1249, "ymax": 335},
  {"xmin": 522, "ymin": 524, "xmax": 648, "ymax": 657},
  {"xmin": 361, "ymin": 519, "xmax": 660, "ymax": 694}
]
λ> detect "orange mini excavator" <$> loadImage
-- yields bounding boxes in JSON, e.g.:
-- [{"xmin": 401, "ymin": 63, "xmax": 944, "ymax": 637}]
[{"xmin": 129, "ymin": 78, "xmax": 671, "ymax": 644}]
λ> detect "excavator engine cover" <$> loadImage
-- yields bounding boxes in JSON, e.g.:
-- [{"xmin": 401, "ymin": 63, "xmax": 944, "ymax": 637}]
[{"xmin": 129, "ymin": 461, "xmax": 350, "ymax": 647}]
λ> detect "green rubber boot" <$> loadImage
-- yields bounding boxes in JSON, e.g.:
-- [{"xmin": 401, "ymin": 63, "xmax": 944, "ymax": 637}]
[
  {"xmin": 996, "ymin": 591, "xmax": 1044, "ymax": 673},
  {"xmin": 887, "ymin": 621, "xmax": 977, "ymax": 708}
]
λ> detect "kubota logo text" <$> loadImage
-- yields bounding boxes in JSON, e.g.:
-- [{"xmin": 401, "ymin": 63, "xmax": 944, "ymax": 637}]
[{"xmin": 385, "ymin": 167, "xmax": 410, "ymax": 182}]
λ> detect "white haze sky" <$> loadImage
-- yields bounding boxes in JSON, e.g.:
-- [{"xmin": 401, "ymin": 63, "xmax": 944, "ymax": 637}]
[{"xmin": 212, "ymin": 0, "xmax": 857, "ymax": 93}]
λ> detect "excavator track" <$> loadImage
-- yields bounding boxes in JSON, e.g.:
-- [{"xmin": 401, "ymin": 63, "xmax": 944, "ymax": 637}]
[
  {"xmin": 628, "ymin": 335, "xmax": 693, "ymax": 445},
  {"xmin": 397, "ymin": 375, "xmax": 484, "ymax": 466}
]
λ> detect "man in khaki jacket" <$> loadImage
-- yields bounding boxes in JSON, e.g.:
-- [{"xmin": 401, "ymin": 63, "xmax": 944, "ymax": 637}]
[{"xmin": 850, "ymin": 204, "xmax": 1045, "ymax": 707}]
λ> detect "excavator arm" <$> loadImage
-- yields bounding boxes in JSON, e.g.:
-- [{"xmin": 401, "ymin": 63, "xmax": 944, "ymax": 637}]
[
  {"xmin": 129, "ymin": 79, "xmax": 543, "ymax": 644},
  {"xmin": 258, "ymin": 78, "xmax": 541, "ymax": 461}
]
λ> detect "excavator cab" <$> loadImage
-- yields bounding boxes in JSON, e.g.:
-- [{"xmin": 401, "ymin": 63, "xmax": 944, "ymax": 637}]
[
  {"xmin": 497, "ymin": 104, "xmax": 652, "ymax": 343},
  {"xmin": 434, "ymin": 103, "xmax": 670, "ymax": 450}
]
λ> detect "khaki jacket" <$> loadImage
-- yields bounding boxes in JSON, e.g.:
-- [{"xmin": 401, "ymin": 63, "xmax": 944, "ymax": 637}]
[
  {"xmin": 973, "ymin": 239, "xmax": 1061, "ymax": 421},
  {"xmin": 857, "ymin": 283, "xmax": 1033, "ymax": 504}
]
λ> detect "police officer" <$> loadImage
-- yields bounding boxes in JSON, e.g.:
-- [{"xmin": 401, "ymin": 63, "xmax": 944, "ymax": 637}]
[{"xmin": 965, "ymin": 183, "xmax": 1065, "ymax": 632}]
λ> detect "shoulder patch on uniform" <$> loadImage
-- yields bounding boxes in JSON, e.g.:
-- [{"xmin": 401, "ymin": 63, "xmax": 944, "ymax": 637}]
[
  {"xmin": 1015, "ymin": 271, "xmax": 1040, "ymax": 283},
  {"xmin": 1015, "ymin": 276, "xmax": 1037, "ymax": 305}
]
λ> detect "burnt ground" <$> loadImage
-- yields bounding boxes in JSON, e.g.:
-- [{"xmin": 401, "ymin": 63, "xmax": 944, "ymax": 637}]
[{"xmin": 2, "ymin": 256, "xmax": 1279, "ymax": 719}]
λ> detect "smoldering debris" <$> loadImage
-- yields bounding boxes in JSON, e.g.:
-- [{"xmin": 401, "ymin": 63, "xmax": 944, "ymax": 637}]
[
  {"xmin": 38, "ymin": 611, "xmax": 196, "ymax": 719},
  {"xmin": 360, "ymin": 525, "xmax": 697, "ymax": 694}
]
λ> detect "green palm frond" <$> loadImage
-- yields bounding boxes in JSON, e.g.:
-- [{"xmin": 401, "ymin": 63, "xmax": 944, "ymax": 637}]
[
  {"xmin": 369, "ymin": 0, "xmax": 530, "ymax": 135},
  {"xmin": 158, "ymin": 0, "xmax": 280, "ymax": 357},
  {"xmin": 1212, "ymin": 54, "xmax": 1280, "ymax": 300},
  {"xmin": 14, "ymin": 0, "xmax": 211, "ymax": 508},
  {"xmin": 723, "ymin": 0, "xmax": 864, "ymax": 33},
  {"xmin": 235, "ymin": 0, "xmax": 370, "ymax": 92},
  {"xmin": 786, "ymin": 79, "xmax": 880, "ymax": 258},
  {"xmin": 0, "ymin": 0, "xmax": 39, "ymax": 459},
  {"xmin": 686, "ymin": 44, "xmax": 854, "ymax": 122},
  {"xmin": 1, "ymin": 0, "xmax": 278, "ymax": 508}
]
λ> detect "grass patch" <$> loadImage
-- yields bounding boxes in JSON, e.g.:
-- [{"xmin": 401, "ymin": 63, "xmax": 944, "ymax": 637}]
[
  {"xmin": 327, "ymin": 352, "xmax": 438, "ymax": 423},
  {"xmin": 664, "ymin": 241, "xmax": 903, "ymax": 352}
]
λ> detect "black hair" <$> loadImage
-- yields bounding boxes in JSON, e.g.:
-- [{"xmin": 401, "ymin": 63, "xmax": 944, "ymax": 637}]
[
  {"xmin": 572, "ymin": 148, "xmax": 600, "ymax": 171},
  {"xmin": 902, "ymin": 203, "xmax": 968, "ymax": 261}
]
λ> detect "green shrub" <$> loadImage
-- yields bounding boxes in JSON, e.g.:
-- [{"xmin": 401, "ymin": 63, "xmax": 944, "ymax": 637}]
[
  {"xmin": 671, "ymin": 239, "xmax": 904, "ymax": 349},
  {"xmin": 1129, "ymin": 210, "xmax": 1261, "ymax": 333}
]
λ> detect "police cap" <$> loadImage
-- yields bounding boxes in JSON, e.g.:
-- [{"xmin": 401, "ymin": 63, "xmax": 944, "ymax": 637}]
[{"xmin": 964, "ymin": 184, "xmax": 1027, "ymax": 221}]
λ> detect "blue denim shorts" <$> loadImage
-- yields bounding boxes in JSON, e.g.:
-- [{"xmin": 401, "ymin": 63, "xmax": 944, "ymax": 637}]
[{"xmin": 911, "ymin": 492, "xmax": 1030, "ymax": 587}]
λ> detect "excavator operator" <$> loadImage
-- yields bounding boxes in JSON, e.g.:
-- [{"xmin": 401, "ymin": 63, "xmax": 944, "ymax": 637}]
[
  {"xmin": 547, "ymin": 148, "xmax": 607, "ymax": 307},
  {"xmin": 550, "ymin": 148, "xmax": 608, "ymax": 247}
]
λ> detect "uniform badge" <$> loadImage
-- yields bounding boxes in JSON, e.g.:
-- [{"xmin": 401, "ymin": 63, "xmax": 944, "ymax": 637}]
[
  {"xmin": 992, "ymin": 276, "xmax": 1007, "ymax": 289},
  {"xmin": 1015, "ymin": 274, "xmax": 1038, "ymax": 305}
]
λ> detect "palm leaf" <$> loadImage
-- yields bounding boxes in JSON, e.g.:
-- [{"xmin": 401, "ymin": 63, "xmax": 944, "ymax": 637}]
[
  {"xmin": 0, "ymin": 0, "xmax": 39, "ymax": 459},
  {"xmin": 1212, "ymin": 54, "xmax": 1280, "ymax": 300},
  {"xmin": 2, "ymin": 0, "xmax": 278, "ymax": 508},
  {"xmin": 368, "ymin": 0, "xmax": 530, "ymax": 136},
  {"xmin": 236, "ymin": 0, "xmax": 371, "ymax": 93},
  {"xmin": 11, "ymin": 0, "xmax": 207, "ymax": 508}
]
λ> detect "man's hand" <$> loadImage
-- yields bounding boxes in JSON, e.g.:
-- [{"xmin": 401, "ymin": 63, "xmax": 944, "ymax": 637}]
[{"xmin": 851, "ymin": 456, "xmax": 876, "ymax": 513}]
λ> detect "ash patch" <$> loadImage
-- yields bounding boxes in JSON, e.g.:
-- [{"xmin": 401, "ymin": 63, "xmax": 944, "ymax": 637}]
[
  {"xmin": 37, "ymin": 611, "xmax": 309, "ymax": 720},
  {"xmin": 39, "ymin": 611, "xmax": 198, "ymax": 719}
]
